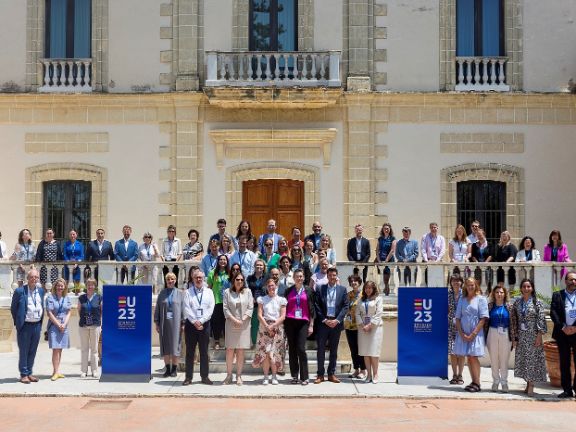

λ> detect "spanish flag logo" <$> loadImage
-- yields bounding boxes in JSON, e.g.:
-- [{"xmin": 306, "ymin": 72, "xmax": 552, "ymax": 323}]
[
  {"xmin": 118, "ymin": 296, "xmax": 127, "ymax": 308},
  {"xmin": 414, "ymin": 299, "xmax": 423, "ymax": 311}
]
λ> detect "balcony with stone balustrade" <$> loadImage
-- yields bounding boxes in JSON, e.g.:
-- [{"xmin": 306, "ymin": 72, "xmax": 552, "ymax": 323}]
[
  {"xmin": 38, "ymin": 58, "xmax": 92, "ymax": 93},
  {"xmin": 455, "ymin": 56, "xmax": 510, "ymax": 92}
]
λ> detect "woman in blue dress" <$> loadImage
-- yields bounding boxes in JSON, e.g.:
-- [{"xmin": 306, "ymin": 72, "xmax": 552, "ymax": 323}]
[
  {"xmin": 454, "ymin": 277, "xmax": 489, "ymax": 392},
  {"xmin": 375, "ymin": 223, "xmax": 396, "ymax": 296},
  {"xmin": 46, "ymin": 277, "xmax": 72, "ymax": 381},
  {"xmin": 63, "ymin": 229, "xmax": 85, "ymax": 292}
]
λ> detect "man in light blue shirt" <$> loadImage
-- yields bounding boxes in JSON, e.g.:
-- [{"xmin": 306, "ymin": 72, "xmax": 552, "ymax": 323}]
[
  {"xmin": 229, "ymin": 236, "xmax": 257, "ymax": 277},
  {"xmin": 395, "ymin": 227, "xmax": 419, "ymax": 286}
]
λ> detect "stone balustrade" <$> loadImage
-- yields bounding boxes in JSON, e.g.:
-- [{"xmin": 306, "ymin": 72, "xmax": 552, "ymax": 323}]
[
  {"xmin": 0, "ymin": 261, "xmax": 571, "ymax": 301},
  {"xmin": 455, "ymin": 56, "xmax": 510, "ymax": 92},
  {"xmin": 205, "ymin": 50, "xmax": 341, "ymax": 87},
  {"xmin": 38, "ymin": 58, "xmax": 92, "ymax": 93}
]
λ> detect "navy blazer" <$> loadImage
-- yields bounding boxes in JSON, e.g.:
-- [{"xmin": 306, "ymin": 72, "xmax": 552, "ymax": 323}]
[
  {"xmin": 114, "ymin": 238, "xmax": 139, "ymax": 262},
  {"xmin": 314, "ymin": 284, "xmax": 349, "ymax": 324},
  {"xmin": 346, "ymin": 237, "xmax": 371, "ymax": 263},
  {"xmin": 550, "ymin": 290, "xmax": 570, "ymax": 341},
  {"xmin": 10, "ymin": 285, "xmax": 45, "ymax": 331},
  {"xmin": 86, "ymin": 240, "xmax": 115, "ymax": 262}
]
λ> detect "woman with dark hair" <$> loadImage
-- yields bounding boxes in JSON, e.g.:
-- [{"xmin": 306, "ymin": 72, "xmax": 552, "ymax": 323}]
[
  {"xmin": 277, "ymin": 255, "xmax": 294, "ymax": 296},
  {"xmin": 235, "ymin": 220, "xmax": 256, "ymax": 248},
  {"xmin": 11, "ymin": 229, "xmax": 36, "ymax": 287},
  {"xmin": 356, "ymin": 280, "xmax": 384, "ymax": 383},
  {"xmin": 228, "ymin": 262, "xmax": 242, "ymax": 280},
  {"xmin": 469, "ymin": 229, "xmax": 493, "ymax": 290},
  {"xmin": 283, "ymin": 268, "xmax": 315, "ymax": 385},
  {"xmin": 375, "ymin": 223, "xmax": 396, "ymax": 296},
  {"xmin": 485, "ymin": 285, "xmax": 515, "ymax": 392},
  {"xmin": 543, "ymin": 230, "xmax": 571, "ymax": 280},
  {"xmin": 344, "ymin": 274, "xmax": 367, "ymax": 380},
  {"xmin": 35, "ymin": 228, "xmax": 63, "ymax": 287},
  {"xmin": 516, "ymin": 236, "xmax": 541, "ymax": 262},
  {"xmin": 223, "ymin": 271, "xmax": 253, "ymax": 385},
  {"xmin": 454, "ymin": 277, "xmax": 489, "ymax": 392},
  {"xmin": 182, "ymin": 229, "xmax": 203, "ymax": 261},
  {"xmin": 247, "ymin": 259, "xmax": 267, "ymax": 345},
  {"xmin": 207, "ymin": 254, "xmax": 230, "ymax": 349},
  {"xmin": 259, "ymin": 238, "xmax": 281, "ymax": 270},
  {"xmin": 495, "ymin": 230, "xmax": 517, "ymax": 287},
  {"xmin": 448, "ymin": 274, "xmax": 465, "ymax": 385},
  {"xmin": 511, "ymin": 278, "xmax": 548, "ymax": 396}
]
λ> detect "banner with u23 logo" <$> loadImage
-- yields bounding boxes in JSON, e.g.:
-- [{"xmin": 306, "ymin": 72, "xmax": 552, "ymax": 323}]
[
  {"xmin": 102, "ymin": 285, "xmax": 152, "ymax": 381},
  {"xmin": 398, "ymin": 287, "xmax": 448, "ymax": 378}
]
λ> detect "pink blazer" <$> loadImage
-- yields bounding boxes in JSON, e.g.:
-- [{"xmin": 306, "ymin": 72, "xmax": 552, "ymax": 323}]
[{"xmin": 543, "ymin": 244, "xmax": 571, "ymax": 262}]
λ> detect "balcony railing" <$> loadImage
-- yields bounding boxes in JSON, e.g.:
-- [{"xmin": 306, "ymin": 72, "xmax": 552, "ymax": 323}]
[
  {"xmin": 38, "ymin": 58, "xmax": 92, "ymax": 93},
  {"xmin": 455, "ymin": 56, "xmax": 510, "ymax": 92},
  {"xmin": 205, "ymin": 50, "xmax": 341, "ymax": 88},
  {"xmin": 0, "ymin": 261, "xmax": 572, "ymax": 303}
]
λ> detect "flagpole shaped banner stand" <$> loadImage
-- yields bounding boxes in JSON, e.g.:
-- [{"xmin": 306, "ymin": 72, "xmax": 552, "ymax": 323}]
[
  {"xmin": 397, "ymin": 287, "xmax": 448, "ymax": 385},
  {"xmin": 101, "ymin": 284, "xmax": 152, "ymax": 382}
]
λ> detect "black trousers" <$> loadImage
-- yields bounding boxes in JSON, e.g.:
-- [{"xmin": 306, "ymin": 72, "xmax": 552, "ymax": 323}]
[
  {"xmin": 345, "ymin": 329, "xmax": 366, "ymax": 370},
  {"xmin": 284, "ymin": 318, "xmax": 310, "ymax": 381},
  {"xmin": 185, "ymin": 320, "xmax": 211, "ymax": 380},
  {"xmin": 353, "ymin": 265, "xmax": 368, "ymax": 283},
  {"xmin": 163, "ymin": 260, "xmax": 180, "ymax": 286},
  {"xmin": 316, "ymin": 322, "xmax": 342, "ymax": 377},
  {"xmin": 557, "ymin": 334, "xmax": 576, "ymax": 393},
  {"xmin": 120, "ymin": 265, "xmax": 136, "ymax": 283},
  {"xmin": 211, "ymin": 303, "xmax": 225, "ymax": 341}
]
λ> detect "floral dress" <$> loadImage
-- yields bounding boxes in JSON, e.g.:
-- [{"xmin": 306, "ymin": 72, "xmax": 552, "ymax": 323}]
[
  {"xmin": 448, "ymin": 287, "xmax": 462, "ymax": 354},
  {"xmin": 512, "ymin": 297, "xmax": 548, "ymax": 383}
]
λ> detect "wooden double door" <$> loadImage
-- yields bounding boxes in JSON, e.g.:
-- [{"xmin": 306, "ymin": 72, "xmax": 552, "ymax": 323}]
[{"xmin": 242, "ymin": 179, "xmax": 304, "ymax": 240}]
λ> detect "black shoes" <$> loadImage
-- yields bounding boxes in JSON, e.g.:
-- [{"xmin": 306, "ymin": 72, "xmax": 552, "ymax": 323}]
[{"xmin": 557, "ymin": 391, "xmax": 574, "ymax": 399}]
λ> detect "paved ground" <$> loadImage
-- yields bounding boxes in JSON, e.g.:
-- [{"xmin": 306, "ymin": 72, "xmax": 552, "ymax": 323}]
[
  {"xmin": 0, "ymin": 343, "xmax": 567, "ymax": 401},
  {"xmin": 1, "ymin": 397, "xmax": 574, "ymax": 432}
]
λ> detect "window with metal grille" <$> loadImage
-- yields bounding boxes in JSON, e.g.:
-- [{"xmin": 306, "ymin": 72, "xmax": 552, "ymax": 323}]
[
  {"xmin": 43, "ymin": 180, "xmax": 91, "ymax": 247},
  {"xmin": 457, "ymin": 180, "xmax": 506, "ymax": 245}
]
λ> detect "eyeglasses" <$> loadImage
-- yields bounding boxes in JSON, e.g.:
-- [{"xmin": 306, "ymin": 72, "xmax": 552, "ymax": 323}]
[{"xmin": 265, "ymin": 243, "xmax": 273, "ymax": 247}]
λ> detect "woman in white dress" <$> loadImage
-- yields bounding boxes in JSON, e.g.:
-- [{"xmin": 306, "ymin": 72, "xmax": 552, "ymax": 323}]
[
  {"xmin": 138, "ymin": 232, "xmax": 161, "ymax": 291},
  {"xmin": 356, "ymin": 281, "xmax": 384, "ymax": 383}
]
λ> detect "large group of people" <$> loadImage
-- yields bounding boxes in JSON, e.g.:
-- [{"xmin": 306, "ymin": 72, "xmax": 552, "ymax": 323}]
[{"xmin": 5, "ymin": 218, "xmax": 575, "ymax": 397}]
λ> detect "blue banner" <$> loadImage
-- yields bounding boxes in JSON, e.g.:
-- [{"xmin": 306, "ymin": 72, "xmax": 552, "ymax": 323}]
[
  {"xmin": 101, "ymin": 285, "xmax": 152, "ymax": 382},
  {"xmin": 398, "ymin": 287, "xmax": 448, "ymax": 379}
]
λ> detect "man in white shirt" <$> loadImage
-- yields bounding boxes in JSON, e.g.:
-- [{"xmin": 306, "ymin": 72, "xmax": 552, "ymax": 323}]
[
  {"xmin": 467, "ymin": 220, "xmax": 481, "ymax": 244},
  {"xmin": 421, "ymin": 222, "xmax": 446, "ymax": 285},
  {"xmin": 229, "ymin": 235, "xmax": 257, "ymax": 277},
  {"xmin": 183, "ymin": 269, "xmax": 214, "ymax": 385},
  {"xmin": 162, "ymin": 225, "xmax": 182, "ymax": 285}
]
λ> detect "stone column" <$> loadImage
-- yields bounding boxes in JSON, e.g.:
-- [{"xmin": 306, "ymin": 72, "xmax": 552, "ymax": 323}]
[
  {"xmin": 173, "ymin": 0, "xmax": 202, "ymax": 90},
  {"xmin": 345, "ymin": 0, "xmax": 374, "ymax": 90},
  {"xmin": 344, "ymin": 94, "xmax": 375, "ymax": 246}
]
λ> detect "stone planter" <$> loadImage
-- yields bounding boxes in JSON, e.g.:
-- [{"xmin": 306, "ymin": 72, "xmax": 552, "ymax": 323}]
[{"xmin": 544, "ymin": 340, "xmax": 575, "ymax": 388}]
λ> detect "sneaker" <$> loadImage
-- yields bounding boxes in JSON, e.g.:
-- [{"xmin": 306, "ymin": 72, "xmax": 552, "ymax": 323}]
[
  {"xmin": 262, "ymin": 377, "xmax": 269, "ymax": 385},
  {"xmin": 301, "ymin": 379, "xmax": 309, "ymax": 386},
  {"xmin": 271, "ymin": 377, "xmax": 279, "ymax": 385},
  {"xmin": 80, "ymin": 372, "xmax": 87, "ymax": 378}
]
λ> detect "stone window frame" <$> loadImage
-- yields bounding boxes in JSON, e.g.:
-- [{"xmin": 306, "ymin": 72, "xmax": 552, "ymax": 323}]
[
  {"xmin": 26, "ymin": 0, "xmax": 109, "ymax": 91},
  {"xmin": 439, "ymin": 0, "xmax": 523, "ymax": 91},
  {"xmin": 440, "ymin": 163, "xmax": 524, "ymax": 242},
  {"xmin": 225, "ymin": 162, "xmax": 320, "ymax": 232},
  {"xmin": 232, "ymin": 0, "xmax": 314, "ymax": 51},
  {"xmin": 25, "ymin": 163, "xmax": 107, "ymax": 242}
]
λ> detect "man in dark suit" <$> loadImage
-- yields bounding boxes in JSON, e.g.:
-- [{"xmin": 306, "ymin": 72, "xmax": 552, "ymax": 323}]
[
  {"xmin": 314, "ymin": 267, "xmax": 349, "ymax": 384},
  {"xmin": 114, "ymin": 225, "xmax": 139, "ymax": 283},
  {"xmin": 346, "ymin": 224, "xmax": 371, "ymax": 282},
  {"xmin": 304, "ymin": 221, "xmax": 324, "ymax": 252},
  {"xmin": 10, "ymin": 269, "xmax": 45, "ymax": 383},
  {"xmin": 550, "ymin": 271, "xmax": 576, "ymax": 398},
  {"xmin": 85, "ymin": 228, "xmax": 115, "ymax": 283}
]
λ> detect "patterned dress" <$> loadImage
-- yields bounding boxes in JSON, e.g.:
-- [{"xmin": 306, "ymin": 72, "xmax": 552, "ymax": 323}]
[
  {"xmin": 448, "ymin": 288, "xmax": 462, "ymax": 355},
  {"xmin": 39, "ymin": 241, "xmax": 60, "ymax": 285},
  {"xmin": 252, "ymin": 295, "xmax": 287, "ymax": 369},
  {"xmin": 512, "ymin": 297, "xmax": 548, "ymax": 383}
]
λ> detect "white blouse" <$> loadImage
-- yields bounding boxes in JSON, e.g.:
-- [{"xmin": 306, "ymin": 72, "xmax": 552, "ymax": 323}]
[{"xmin": 258, "ymin": 295, "xmax": 287, "ymax": 321}]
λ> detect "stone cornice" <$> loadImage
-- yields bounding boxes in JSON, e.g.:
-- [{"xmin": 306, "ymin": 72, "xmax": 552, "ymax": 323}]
[{"xmin": 209, "ymin": 128, "xmax": 338, "ymax": 168}]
